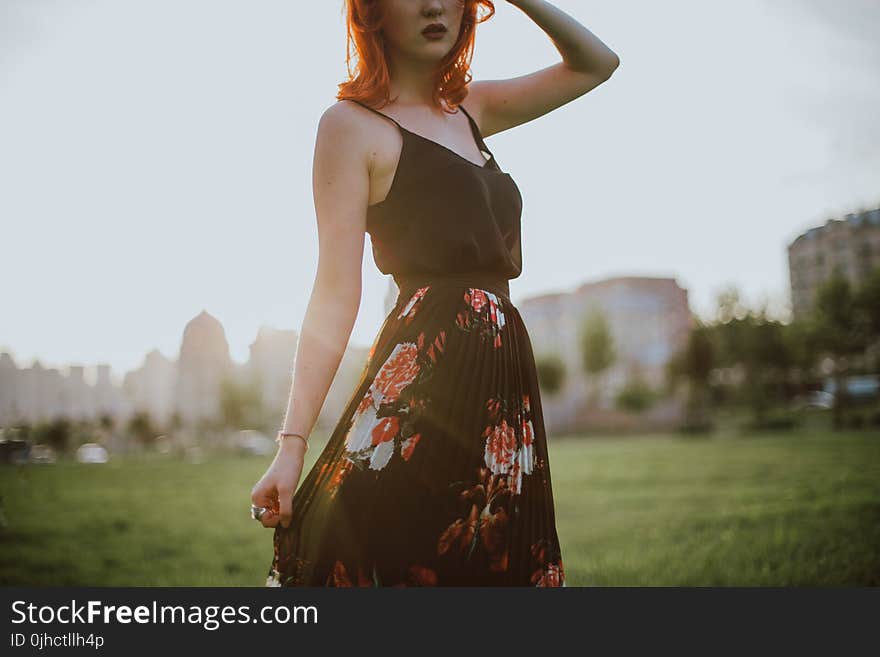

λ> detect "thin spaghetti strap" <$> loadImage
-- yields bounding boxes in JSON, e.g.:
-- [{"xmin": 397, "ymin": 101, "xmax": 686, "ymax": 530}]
[
  {"xmin": 457, "ymin": 103, "xmax": 493, "ymax": 156},
  {"xmin": 347, "ymin": 99, "xmax": 405, "ymax": 132}
]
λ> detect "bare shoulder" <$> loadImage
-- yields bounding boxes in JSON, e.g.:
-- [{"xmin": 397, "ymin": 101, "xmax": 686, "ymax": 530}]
[
  {"xmin": 315, "ymin": 100, "xmax": 373, "ymax": 170},
  {"xmin": 311, "ymin": 100, "xmax": 375, "ymax": 228},
  {"xmin": 320, "ymin": 98, "xmax": 366, "ymax": 130}
]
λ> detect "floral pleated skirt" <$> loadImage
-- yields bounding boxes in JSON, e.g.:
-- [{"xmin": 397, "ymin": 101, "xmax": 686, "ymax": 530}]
[{"xmin": 267, "ymin": 276, "xmax": 565, "ymax": 587}]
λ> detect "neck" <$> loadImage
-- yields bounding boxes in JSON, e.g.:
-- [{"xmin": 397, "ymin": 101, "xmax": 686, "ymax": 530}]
[{"xmin": 386, "ymin": 52, "xmax": 442, "ymax": 109}]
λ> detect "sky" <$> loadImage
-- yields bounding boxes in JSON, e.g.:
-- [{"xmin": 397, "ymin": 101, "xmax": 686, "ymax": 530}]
[{"xmin": 2, "ymin": 0, "xmax": 878, "ymax": 383}]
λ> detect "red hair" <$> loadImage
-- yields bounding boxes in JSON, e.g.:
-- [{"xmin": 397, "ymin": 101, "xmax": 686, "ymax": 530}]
[{"xmin": 337, "ymin": 0, "xmax": 496, "ymax": 113}]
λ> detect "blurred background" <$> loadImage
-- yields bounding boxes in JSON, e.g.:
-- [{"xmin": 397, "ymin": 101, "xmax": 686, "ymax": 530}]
[{"xmin": 1, "ymin": 0, "xmax": 878, "ymax": 586}]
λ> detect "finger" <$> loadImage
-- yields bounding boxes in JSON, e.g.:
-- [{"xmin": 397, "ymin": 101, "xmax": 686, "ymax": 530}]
[
  {"xmin": 278, "ymin": 487, "xmax": 294, "ymax": 528},
  {"xmin": 259, "ymin": 508, "xmax": 280, "ymax": 529},
  {"xmin": 251, "ymin": 484, "xmax": 278, "ymax": 508}
]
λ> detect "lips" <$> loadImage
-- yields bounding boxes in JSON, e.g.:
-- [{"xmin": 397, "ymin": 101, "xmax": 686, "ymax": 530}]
[{"xmin": 422, "ymin": 23, "xmax": 447, "ymax": 35}]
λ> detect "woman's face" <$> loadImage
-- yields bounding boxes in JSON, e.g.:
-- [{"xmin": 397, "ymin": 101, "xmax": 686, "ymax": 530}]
[{"xmin": 379, "ymin": 0, "xmax": 466, "ymax": 64}]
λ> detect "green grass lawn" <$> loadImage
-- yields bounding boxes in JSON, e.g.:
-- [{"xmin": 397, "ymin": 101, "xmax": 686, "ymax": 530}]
[{"xmin": 1, "ymin": 429, "xmax": 878, "ymax": 586}]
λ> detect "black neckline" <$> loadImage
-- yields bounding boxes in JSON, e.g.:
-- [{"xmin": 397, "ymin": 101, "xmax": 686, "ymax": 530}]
[
  {"xmin": 367, "ymin": 134, "xmax": 513, "ymax": 211},
  {"xmin": 349, "ymin": 99, "xmax": 515, "ymax": 210},
  {"xmin": 399, "ymin": 127, "xmax": 495, "ymax": 170},
  {"xmin": 350, "ymin": 99, "xmax": 494, "ymax": 169}
]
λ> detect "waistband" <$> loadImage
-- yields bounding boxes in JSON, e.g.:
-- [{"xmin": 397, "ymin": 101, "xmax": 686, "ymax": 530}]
[{"xmin": 393, "ymin": 271, "xmax": 511, "ymax": 301}]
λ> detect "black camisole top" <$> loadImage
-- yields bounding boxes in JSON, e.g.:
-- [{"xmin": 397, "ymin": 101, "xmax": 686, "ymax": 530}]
[{"xmin": 347, "ymin": 99, "xmax": 524, "ymax": 285}]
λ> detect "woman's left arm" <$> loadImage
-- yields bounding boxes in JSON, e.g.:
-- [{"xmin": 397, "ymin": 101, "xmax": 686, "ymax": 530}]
[{"xmin": 466, "ymin": 0, "xmax": 621, "ymax": 137}]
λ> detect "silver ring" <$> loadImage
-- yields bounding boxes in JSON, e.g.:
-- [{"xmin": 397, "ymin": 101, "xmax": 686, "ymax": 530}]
[{"xmin": 251, "ymin": 504, "xmax": 268, "ymax": 521}]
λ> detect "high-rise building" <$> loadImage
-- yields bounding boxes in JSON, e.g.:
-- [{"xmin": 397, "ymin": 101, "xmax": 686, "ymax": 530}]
[
  {"xmin": 788, "ymin": 206, "xmax": 880, "ymax": 320},
  {"xmin": 518, "ymin": 276, "xmax": 693, "ymax": 432},
  {"xmin": 173, "ymin": 310, "xmax": 233, "ymax": 425},
  {"xmin": 122, "ymin": 349, "xmax": 176, "ymax": 427},
  {"xmin": 246, "ymin": 326, "xmax": 299, "ymax": 415}
]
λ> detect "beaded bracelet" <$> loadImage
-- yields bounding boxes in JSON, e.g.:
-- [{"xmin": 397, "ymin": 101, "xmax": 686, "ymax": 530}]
[{"xmin": 276, "ymin": 431, "xmax": 309, "ymax": 451}]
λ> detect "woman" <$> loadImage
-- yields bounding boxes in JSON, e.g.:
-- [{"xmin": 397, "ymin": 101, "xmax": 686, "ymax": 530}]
[{"xmin": 251, "ymin": 0, "xmax": 619, "ymax": 587}]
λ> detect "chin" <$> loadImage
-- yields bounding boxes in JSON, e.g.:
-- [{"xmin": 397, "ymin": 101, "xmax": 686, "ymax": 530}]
[
  {"xmin": 409, "ymin": 47, "xmax": 451, "ymax": 64},
  {"xmin": 425, "ymin": 39, "xmax": 455, "ymax": 54}
]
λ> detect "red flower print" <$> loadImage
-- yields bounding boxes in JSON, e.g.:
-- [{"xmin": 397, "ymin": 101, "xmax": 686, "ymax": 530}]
[
  {"xmin": 440, "ymin": 466, "xmax": 516, "ymax": 570},
  {"xmin": 531, "ymin": 562, "xmax": 565, "ymax": 587},
  {"xmin": 342, "ymin": 326, "xmax": 444, "ymax": 472},
  {"xmin": 528, "ymin": 539, "xmax": 565, "ymax": 587},
  {"xmin": 398, "ymin": 286, "xmax": 429, "ymax": 323},
  {"xmin": 479, "ymin": 393, "xmax": 536, "ymax": 495},
  {"xmin": 401, "ymin": 433, "xmax": 421, "ymax": 461},
  {"xmin": 437, "ymin": 504, "xmax": 479, "ymax": 557},
  {"xmin": 507, "ymin": 459, "xmax": 523, "ymax": 495},
  {"xmin": 459, "ymin": 482, "xmax": 488, "ymax": 509},
  {"xmin": 327, "ymin": 459, "xmax": 355, "ymax": 497},
  {"xmin": 490, "ymin": 295, "xmax": 506, "ymax": 330},
  {"xmin": 531, "ymin": 539, "xmax": 548, "ymax": 564},
  {"xmin": 406, "ymin": 565, "xmax": 438, "ymax": 586},
  {"xmin": 356, "ymin": 392, "xmax": 373, "ymax": 416},
  {"xmin": 326, "ymin": 560, "xmax": 376, "ymax": 587},
  {"xmin": 456, "ymin": 289, "xmax": 507, "ymax": 348},
  {"xmin": 522, "ymin": 416, "xmax": 534, "ymax": 447},
  {"xmin": 483, "ymin": 419, "xmax": 517, "ymax": 474},
  {"xmin": 409, "ymin": 395, "xmax": 428, "ymax": 415},
  {"xmin": 327, "ymin": 560, "xmax": 352, "ymax": 587},
  {"xmin": 369, "ymin": 437, "xmax": 395, "ymax": 471},
  {"xmin": 371, "ymin": 416, "xmax": 399, "ymax": 446},
  {"xmin": 425, "ymin": 330, "xmax": 447, "ymax": 364},
  {"xmin": 480, "ymin": 506, "xmax": 510, "ymax": 572},
  {"xmin": 344, "ymin": 401, "xmax": 398, "ymax": 469},
  {"xmin": 485, "ymin": 398, "xmax": 502, "ymax": 424},
  {"xmin": 469, "ymin": 288, "xmax": 489, "ymax": 313},
  {"xmin": 372, "ymin": 342, "xmax": 420, "ymax": 405}
]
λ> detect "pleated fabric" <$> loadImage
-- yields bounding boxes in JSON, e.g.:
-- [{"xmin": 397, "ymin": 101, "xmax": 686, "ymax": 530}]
[{"xmin": 266, "ymin": 279, "xmax": 565, "ymax": 587}]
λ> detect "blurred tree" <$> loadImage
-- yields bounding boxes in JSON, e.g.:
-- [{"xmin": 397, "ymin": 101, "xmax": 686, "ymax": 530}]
[
  {"xmin": 853, "ymin": 266, "xmax": 880, "ymax": 372},
  {"xmin": 808, "ymin": 271, "xmax": 868, "ymax": 429},
  {"xmin": 535, "ymin": 354, "xmax": 566, "ymax": 396},
  {"xmin": 745, "ymin": 308, "xmax": 793, "ymax": 425},
  {"xmin": 714, "ymin": 285, "xmax": 749, "ymax": 324},
  {"xmin": 710, "ymin": 285, "xmax": 796, "ymax": 426},
  {"xmin": 127, "ymin": 411, "xmax": 157, "ymax": 448},
  {"xmin": 40, "ymin": 418, "xmax": 72, "ymax": 453},
  {"xmin": 854, "ymin": 266, "xmax": 880, "ymax": 335},
  {"xmin": 615, "ymin": 374, "xmax": 657, "ymax": 414},
  {"xmin": 668, "ymin": 271, "xmax": 880, "ymax": 432},
  {"xmin": 782, "ymin": 318, "xmax": 820, "ymax": 386},
  {"xmin": 668, "ymin": 317, "xmax": 715, "ymax": 430},
  {"xmin": 219, "ymin": 376, "xmax": 265, "ymax": 432},
  {"xmin": 98, "ymin": 413, "xmax": 115, "ymax": 432},
  {"xmin": 579, "ymin": 308, "xmax": 616, "ymax": 408}
]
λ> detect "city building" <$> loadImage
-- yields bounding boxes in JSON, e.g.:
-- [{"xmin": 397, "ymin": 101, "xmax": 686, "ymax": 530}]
[
  {"xmin": 0, "ymin": 352, "xmax": 129, "ymax": 427},
  {"xmin": 2, "ymin": 271, "xmax": 696, "ymax": 439},
  {"xmin": 518, "ymin": 276, "xmax": 693, "ymax": 432},
  {"xmin": 122, "ymin": 349, "xmax": 176, "ymax": 427},
  {"xmin": 788, "ymin": 206, "xmax": 880, "ymax": 320},
  {"xmin": 173, "ymin": 310, "xmax": 234, "ymax": 425}
]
